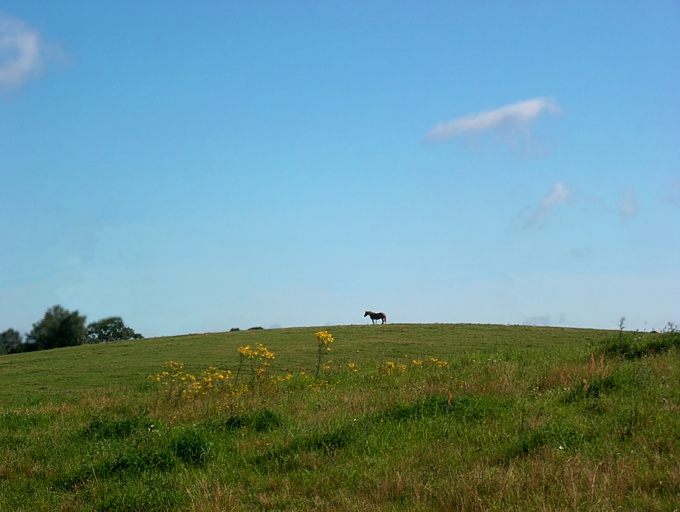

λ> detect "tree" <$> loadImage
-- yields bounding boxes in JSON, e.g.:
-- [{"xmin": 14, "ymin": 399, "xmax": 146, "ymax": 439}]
[
  {"xmin": 86, "ymin": 317, "xmax": 143, "ymax": 343},
  {"xmin": 0, "ymin": 328, "xmax": 22, "ymax": 355},
  {"xmin": 26, "ymin": 305, "xmax": 87, "ymax": 350}
]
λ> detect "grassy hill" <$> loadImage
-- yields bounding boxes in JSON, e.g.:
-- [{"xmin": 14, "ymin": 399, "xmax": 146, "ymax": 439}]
[
  {"xmin": 0, "ymin": 324, "xmax": 608, "ymax": 400},
  {"xmin": 1, "ymin": 323, "xmax": 678, "ymax": 511}
]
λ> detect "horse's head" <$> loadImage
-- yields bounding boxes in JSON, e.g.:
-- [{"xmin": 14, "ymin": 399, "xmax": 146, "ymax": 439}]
[{"xmin": 364, "ymin": 311, "xmax": 370, "ymax": 317}]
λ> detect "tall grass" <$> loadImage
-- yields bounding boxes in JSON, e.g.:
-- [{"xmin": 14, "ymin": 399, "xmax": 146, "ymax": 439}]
[{"xmin": 1, "ymin": 324, "xmax": 678, "ymax": 510}]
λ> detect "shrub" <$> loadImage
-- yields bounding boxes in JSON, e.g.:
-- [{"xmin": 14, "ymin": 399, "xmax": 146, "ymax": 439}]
[{"xmin": 598, "ymin": 322, "xmax": 680, "ymax": 359}]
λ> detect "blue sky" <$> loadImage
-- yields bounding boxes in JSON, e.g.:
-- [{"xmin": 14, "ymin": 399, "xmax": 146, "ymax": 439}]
[{"xmin": 1, "ymin": 1, "xmax": 678, "ymax": 337}]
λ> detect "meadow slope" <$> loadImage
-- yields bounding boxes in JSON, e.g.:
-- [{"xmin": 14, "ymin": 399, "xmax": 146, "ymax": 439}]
[
  {"xmin": 0, "ymin": 324, "xmax": 608, "ymax": 400},
  {"xmin": 0, "ymin": 323, "xmax": 678, "ymax": 511}
]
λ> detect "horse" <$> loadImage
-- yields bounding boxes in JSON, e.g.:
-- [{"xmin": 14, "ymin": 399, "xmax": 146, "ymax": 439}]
[{"xmin": 364, "ymin": 311, "xmax": 387, "ymax": 324}]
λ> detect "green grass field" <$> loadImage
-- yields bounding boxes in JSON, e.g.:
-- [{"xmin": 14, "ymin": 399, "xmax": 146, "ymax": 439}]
[{"xmin": 1, "ymin": 323, "xmax": 678, "ymax": 511}]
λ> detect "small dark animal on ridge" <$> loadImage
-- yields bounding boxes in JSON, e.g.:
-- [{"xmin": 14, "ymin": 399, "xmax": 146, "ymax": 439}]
[{"xmin": 364, "ymin": 311, "xmax": 387, "ymax": 324}]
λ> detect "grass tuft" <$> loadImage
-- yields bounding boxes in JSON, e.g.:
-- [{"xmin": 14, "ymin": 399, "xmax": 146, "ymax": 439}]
[
  {"xmin": 169, "ymin": 427, "xmax": 212, "ymax": 465},
  {"xmin": 81, "ymin": 411, "xmax": 153, "ymax": 440},
  {"xmin": 218, "ymin": 408, "xmax": 286, "ymax": 433}
]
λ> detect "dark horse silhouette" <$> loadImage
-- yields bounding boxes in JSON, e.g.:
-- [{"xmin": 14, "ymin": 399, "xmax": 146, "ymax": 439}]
[{"xmin": 364, "ymin": 311, "xmax": 387, "ymax": 324}]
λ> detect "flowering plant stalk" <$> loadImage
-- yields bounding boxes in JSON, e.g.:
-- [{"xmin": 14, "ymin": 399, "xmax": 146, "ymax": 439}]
[
  {"xmin": 148, "ymin": 362, "xmax": 234, "ymax": 399},
  {"xmin": 237, "ymin": 343, "xmax": 275, "ymax": 387},
  {"xmin": 314, "ymin": 331, "xmax": 334, "ymax": 380}
]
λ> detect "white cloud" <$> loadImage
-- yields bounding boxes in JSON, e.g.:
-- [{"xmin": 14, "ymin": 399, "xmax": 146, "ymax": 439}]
[
  {"xmin": 523, "ymin": 315, "xmax": 552, "ymax": 326},
  {"xmin": 523, "ymin": 314, "xmax": 567, "ymax": 327},
  {"xmin": 425, "ymin": 97, "xmax": 563, "ymax": 143},
  {"xmin": 0, "ymin": 12, "xmax": 43, "ymax": 87},
  {"xmin": 618, "ymin": 188, "xmax": 637, "ymax": 217},
  {"xmin": 570, "ymin": 247, "xmax": 592, "ymax": 259},
  {"xmin": 662, "ymin": 178, "xmax": 680, "ymax": 205},
  {"xmin": 522, "ymin": 181, "xmax": 571, "ymax": 228}
]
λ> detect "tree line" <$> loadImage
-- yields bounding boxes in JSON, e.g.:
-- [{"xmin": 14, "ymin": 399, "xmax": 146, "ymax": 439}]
[{"xmin": 0, "ymin": 305, "xmax": 143, "ymax": 355}]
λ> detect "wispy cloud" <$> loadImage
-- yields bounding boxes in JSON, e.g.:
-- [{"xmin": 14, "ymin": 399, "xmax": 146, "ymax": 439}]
[
  {"xmin": 425, "ymin": 97, "xmax": 563, "ymax": 145},
  {"xmin": 0, "ymin": 12, "xmax": 44, "ymax": 88},
  {"xmin": 522, "ymin": 181, "xmax": 571, "ymax": 228},
  {"xmin": 662, "ymin": 178, "xmax": 680, "ymax": 206},
  {"xmin": 570, "ymin": 247, "xmax": 592, "ymax": 259},
  {"xmin": 523, "ymin": 314, "xmax": 566, "ymax": 327},
  {"xmin": 618, "ymin": 188, "xmax": 637, "ymax": 218}
]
